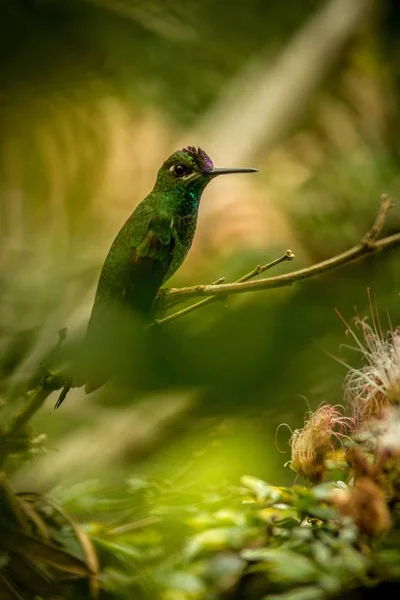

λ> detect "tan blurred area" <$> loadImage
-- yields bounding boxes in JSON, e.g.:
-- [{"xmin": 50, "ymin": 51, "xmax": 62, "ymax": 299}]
[{"xmin": 0, "ymin": 0, "xmax": 379, "ymax": 278}]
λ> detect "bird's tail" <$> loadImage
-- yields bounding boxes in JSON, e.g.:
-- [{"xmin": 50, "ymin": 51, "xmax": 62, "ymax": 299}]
[{"xmin": 54, "ymin": 381, "xmax": 72, "ymax": 409}]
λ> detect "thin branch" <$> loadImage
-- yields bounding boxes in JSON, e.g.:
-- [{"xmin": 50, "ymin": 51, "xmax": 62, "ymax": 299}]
[
  {"xmin": 0, "ymin": 331, "xmax": 67, "ymax": 467},
  {"xmin": 156, "ymin": 195, "xmax": 398, "ymax": 313},
  {"xmin": 153, "ymin": 250, "xmax": 295, "ymax": 326},
  {"xmin": 361, "ymin": 193, "xmax": 394, "ymax": 246},
  {"xmin": 108, "ymin": 516, "xmax": 161, "ymax": 536},
  {"xmin": 0, "ymin": 375, "xmax": 61, "ymax": 469},
  {"xmin": 7, "ymin": 377, "xmax": 59, "ymax": 438},
  {"xmin": 235, "ymin": 250, "xmax": 296, "ymax": 284}
]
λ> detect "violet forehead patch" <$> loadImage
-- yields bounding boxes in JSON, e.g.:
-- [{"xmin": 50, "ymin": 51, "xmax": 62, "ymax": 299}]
[{"xmin": 182, "ymin": 146, "xmax": 214, "ymax": 173}]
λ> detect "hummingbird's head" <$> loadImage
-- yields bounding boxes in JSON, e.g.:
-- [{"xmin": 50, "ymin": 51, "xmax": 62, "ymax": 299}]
[{"xmin": 154, "ymin": 146, "xmax": 257, "ymax": 198}]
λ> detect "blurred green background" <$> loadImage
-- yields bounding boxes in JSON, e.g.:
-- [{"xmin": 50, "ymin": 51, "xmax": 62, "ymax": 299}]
[{"xmin": 0, "ymin": 0, "xmax": 399, "ymax": 496}]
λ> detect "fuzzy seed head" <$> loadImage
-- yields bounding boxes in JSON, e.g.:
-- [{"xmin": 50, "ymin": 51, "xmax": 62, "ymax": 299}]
[
  {"xmin": 290, "ymin": 404, "xmax": 354, "ymax": 483},
  {"xmin": 343, "ymin": 318, "xmax": 400, "ymax": 427}
]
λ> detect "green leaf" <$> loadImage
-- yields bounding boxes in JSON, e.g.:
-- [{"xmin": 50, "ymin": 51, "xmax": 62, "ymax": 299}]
[
  {"xmin": 241, "ymin": 477, "xmax": 294, "ymax": 505},
  {"xmin": 90, "ymin": 536, "xmax": 144, "ymax": 561},
  {"xmin": 242, "ymin": 549, "xmax": 319, "ymax": 584},
  {"xmin": 0, "ymin": 525, "xmax": 92, "ymax": 576},
  {"xmin": 186, "ymin": 526, "xmax": 259, "ymax": 560},
  {"xmin": 339, "ymin": 547, "xmax": 368, "ymax": 578},
  {"xmin": 311, "ymin": 541, "xmax": 332, "ymax": 566},
  {"xmin": 264, "ymin": 585, "xmax": 326, "ymax": 600},
  {"xmin": 257, "ymin": 507, "xmax": 299, "ymax": 528},
  {"xmin": 308, "ymin": 506, "xmax": 337, "ymax": 521},
  {"xmin": 165, "ymin": 571, "xmax": 206, "ymax": 596}
]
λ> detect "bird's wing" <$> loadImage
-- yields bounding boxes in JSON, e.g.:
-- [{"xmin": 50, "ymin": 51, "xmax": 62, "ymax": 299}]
[
  {"xmin": 78, "ymin": 213, "xmax": 175, "ymax": 395},
  {"xmin": 125, "ymin": 213, "xmax": 176, "ymax": 312}
]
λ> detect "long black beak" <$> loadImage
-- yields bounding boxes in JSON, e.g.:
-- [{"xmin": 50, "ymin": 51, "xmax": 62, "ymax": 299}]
[{"xmin": 210, "ymin": 167, "xmax": 258, "ymax": 176}]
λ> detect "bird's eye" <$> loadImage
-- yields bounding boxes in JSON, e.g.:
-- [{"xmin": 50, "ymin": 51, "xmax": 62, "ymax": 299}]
[{"xmin": 172, "ymin": 164, "xmax": 189, "ymax": 177}]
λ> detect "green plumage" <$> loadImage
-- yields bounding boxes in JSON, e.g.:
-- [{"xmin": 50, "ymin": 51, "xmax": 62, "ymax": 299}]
[{"xmin": 56, "ymin": 147, "xmax": 256, "ymax": 405}]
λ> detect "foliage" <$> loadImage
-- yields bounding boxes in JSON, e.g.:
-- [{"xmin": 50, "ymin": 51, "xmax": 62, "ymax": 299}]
[
  {"xmin": 2, "ymin": 307, "xmax": 399, "ymax": 599},
  {"xmin": 52, "ymin": 389, "xmax": 400, "ymax": 600},
  {"xmin": 50, "ymin": 473, "xmax": 400, "ymax": 600}
]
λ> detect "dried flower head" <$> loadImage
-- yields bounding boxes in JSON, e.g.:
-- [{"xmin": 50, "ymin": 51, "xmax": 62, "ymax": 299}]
[
  {"xmin": 341, "ymin": 314, "xmax": 400, "ymax": 427},
  {"xmin": 289, "ymin": 404, "xmax": 353, "ymax": 483},
  {"xmin": 331, "ymin": 477, "xmax": 391, "ymax": 537},
  {"xmin": 345, "ymin": 445, "xmax": 372, "ymax": 479},
  {"xmin": 345, "ymin": 407, "xmax": 400, "ymax": 501},
  {"xmin": 368, "ymin": 406, "xmax": 400, "ymax": 463}
]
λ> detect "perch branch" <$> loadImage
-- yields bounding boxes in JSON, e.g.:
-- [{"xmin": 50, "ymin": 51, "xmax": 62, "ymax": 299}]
[
  {"xmin": 156, "ymin": 195, "xmax": 398, "ymax": 314},
  {"xmin": 153, "ymin": 250, "xmax": 295, "ymax": 326}
]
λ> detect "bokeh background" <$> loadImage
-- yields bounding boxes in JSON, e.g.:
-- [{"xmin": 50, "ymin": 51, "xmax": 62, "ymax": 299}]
[{"xmin": 0, "ymin": 0, "xmax": 399, "ymax": 497}]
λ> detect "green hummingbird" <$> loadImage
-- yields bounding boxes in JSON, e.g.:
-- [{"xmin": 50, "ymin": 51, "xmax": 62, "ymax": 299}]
[{"xmin": 55, "ymin": 146, "xmax": 257, "ymax": 406}]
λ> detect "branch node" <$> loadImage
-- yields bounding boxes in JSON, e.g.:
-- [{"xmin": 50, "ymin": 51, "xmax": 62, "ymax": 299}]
[
  {"xmin": 154, "ymin": 249, "xmax": 295, "ymax": 326},
  {"xmin": 285, "ymin": 249, "xmax": 295, "ymax": 260},
  {"xmin": 361, "ymin": 194, "xmax": 394, "ymax": 248}
]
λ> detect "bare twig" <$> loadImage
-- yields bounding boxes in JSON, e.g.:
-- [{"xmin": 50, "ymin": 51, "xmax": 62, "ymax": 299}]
[
  {"xmin": 7, "ymin": 378, "xmax": 59, "ymax": 438},
  {"xmin": 235, "ymin": 250, "xmax": 296, "ymax": 284},
  {"xmin": 0, "ymin": 329, "xmax": 68, "ymax": 467},
  {"xmin": 211, "ymin": 277, "xmax": 226, "ymax": 285},
  {"xmin": 108, "ymin": 516, "xmax": 161, "ymax": 536},
  {"xmin": 0, "ymin": 374, "xmax": 61, "ymax": 468},
  {"xmin": 154, "ymin": 250, "xmax": 295, "ymax": 326},
  {"xmin": 156, "ymin": 195, "xmax": 398, "ymax": 313},
  {"xmin": 361, "ymin": 194, "xmax": 395, "ymax": 247},
  {"xmin": 6, "ymin": 328, "xmax": 69, "ymax": 436}
]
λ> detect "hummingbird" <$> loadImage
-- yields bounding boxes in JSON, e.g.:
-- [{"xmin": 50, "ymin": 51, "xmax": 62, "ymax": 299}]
[{"xmin": 55, "ymin": 146, "xmax": 257, "ymax": 407}]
